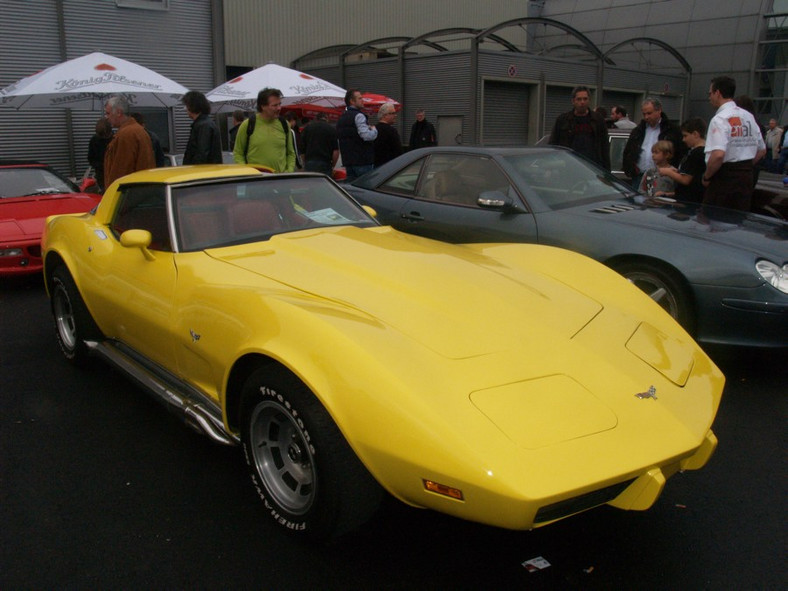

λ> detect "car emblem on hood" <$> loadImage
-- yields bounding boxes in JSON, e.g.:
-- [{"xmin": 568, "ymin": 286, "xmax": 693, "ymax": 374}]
[
  {"xmin": 189, "ymin": 329, "xmax": 200, "ymax": 343},
  {"xmin": 635, "ymin": 386, "xmax": 658, "ymax": 400}
]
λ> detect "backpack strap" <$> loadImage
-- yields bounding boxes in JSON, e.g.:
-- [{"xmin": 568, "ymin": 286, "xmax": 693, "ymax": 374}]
[
  {"xmin": 243, "ymin": 113, "xmax": 256, "ymax": 162},
  {"xmin": 278, "ymin": 115, "xmax": 289, "ymax": 138}
]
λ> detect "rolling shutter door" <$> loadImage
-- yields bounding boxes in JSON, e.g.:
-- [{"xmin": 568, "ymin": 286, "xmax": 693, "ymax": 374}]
[{"xmin": 482, "ymin": 80, "xmax": 529, "ymax": 146}]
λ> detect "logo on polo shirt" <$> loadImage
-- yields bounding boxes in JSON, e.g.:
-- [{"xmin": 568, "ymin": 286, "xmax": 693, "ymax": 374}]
[{"xmin": 729, "ymin": 116, "xmax": 753, "ymax": 137}]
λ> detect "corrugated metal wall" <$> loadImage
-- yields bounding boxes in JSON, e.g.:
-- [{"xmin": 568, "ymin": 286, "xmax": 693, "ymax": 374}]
[
  {"xmin": 480, "ymin": 51, "xmax": 598, "ymax": 140},
  {"xmin": 308, "ymin": 53, "xmax": 477, "ymax": 146},
  {"xmin": 601, "ymin": 90, "xmax": 642, "ymax": 123},
  {"xmin": 0, "ymin": 1, "xmax": 70, "ymax": 171},
  {"xmin": 343, "ymin": 57, "xmax": 400, "ymax": 126},
  {"xmin": 223, "ymin": 1, "xmax": 530, "ymax": 69},
  {"xmin": 604, "ymin": 68, "xmax": 687, "ymax": 101},
  {"xmin": 535, "ymin": 0, "xmax": 769, "ymax": 120},
  {"xmin": 303, "ymin": 47, "xmax": 689, "ymax": 147},
  {"xmin": 403, "ymin": 53, "xmax": 473, "ymax": 144},
  {"xmin": 0, "ymin": 0, "xmax": 217, "ymax": 177},
  {"xmin": 544, "ymin": 85, "xmax": 575, "ymax": 139},
  {"xmin": 224, "ymin": 1, "xmax": 770, "ymax": 125}
]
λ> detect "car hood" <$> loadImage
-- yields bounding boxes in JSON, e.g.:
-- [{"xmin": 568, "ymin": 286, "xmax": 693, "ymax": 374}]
[
  {"xmin": 570, "ymin": 199, "xmax": 788, "ymax": 259},
  {"xmin": 210, "ymin": 226, "xmax": 603, "ymax": 359},
  {"xmin": 0, "ymin": 193, "xmax": 99, "ymax": 240}
]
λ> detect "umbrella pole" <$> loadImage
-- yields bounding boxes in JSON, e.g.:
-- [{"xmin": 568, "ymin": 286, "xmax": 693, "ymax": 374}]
[{"xmin": 65, "ymin": 108, "xmax": 77, "ymax": 178}]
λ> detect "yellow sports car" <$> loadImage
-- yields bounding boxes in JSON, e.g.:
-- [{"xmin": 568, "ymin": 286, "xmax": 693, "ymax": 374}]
[{"xmin": 42, "ymin": 165, "xmax": 723, "ymax": 539}]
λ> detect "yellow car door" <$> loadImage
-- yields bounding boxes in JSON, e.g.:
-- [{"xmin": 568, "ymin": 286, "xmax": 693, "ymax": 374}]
[{"xmin": 95, "ymin": 184, "xmax": 179, "ymax": 370}]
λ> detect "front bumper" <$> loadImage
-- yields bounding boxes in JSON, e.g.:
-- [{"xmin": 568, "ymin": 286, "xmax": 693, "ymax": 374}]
[
  {"xmin": 0, "ymin": 240, "xmax": 42, "ymax": 276},
  {"xmin": 694, "ymin": 283, "xmax": 788, "ymax": 347}
]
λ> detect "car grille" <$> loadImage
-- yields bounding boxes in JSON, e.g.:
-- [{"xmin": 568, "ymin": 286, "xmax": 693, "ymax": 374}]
[{"xmin": 534, "ymin": 479, "xmax": 635, "ymax": 523}]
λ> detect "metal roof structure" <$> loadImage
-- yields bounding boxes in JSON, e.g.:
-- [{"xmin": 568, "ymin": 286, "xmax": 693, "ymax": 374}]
[{"xmin": 292, "ymin": 16, "xmax": 692, "ymax": 144}]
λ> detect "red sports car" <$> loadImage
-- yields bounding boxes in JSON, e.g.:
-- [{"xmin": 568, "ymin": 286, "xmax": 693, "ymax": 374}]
[{"xmin": 0, "ymin": 161, "xmax": 101, "ymax": 276}]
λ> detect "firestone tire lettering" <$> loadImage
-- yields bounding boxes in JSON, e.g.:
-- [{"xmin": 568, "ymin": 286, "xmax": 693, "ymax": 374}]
[{"xmin": 240, "ymin": 368, "xmax": 382, "ymax": 540}]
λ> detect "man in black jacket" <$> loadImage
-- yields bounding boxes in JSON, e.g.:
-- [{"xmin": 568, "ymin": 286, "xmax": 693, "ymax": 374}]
[
  {"xmin": 130, "ymin": 112, "xmax": 165, "ymax": 168},
  {"xmin": 301, "ymin": 112, "xmax": 338, "ymax": 176},
  {"xmin": 337, "ymin": 88, "xmax": 378, "ymax": 181},
  {"xmin": 409, "ymin": 109, "xmax": 437, "ymax": 149},
  {"xmin": 374, "ymin": 103, "xmax": 403, "ymax": 167},
  {"xmin": 182, "ymin": 90, "xmax": 222, "ymax": 165},
  {"xmin": 622, "ymin": 97, "xmax": 685, "ymax": 189},
  {"xmin": 549, "ymin": 86, "xmax": 610, "ymax": 170}
]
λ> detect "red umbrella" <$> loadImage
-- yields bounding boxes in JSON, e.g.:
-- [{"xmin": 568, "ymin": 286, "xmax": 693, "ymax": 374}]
[
  {"xmin": 358, "ymin": 93, "xmax": 401, "ymax": 115},
  {"xmin": 282, "ymin": 92, "xmax": 401, "ymax": 122},
  {"xmin": 281, "ymin": 103, "xmax": 342, "ymax": 122}
]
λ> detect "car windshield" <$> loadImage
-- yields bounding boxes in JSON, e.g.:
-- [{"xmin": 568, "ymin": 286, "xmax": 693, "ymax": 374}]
[
  {"xmin": 0, "ymin": 167, "xmax": 75, "ymax": 198},
  {"xmin": 504, "ymin": 151, "xmax": 634, "ymax": 209},
  {"xmin": 173, "ymin": 175, "xmax": 376, "ymax": 251}
]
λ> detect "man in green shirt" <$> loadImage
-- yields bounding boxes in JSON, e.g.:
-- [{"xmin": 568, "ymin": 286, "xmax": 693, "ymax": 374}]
[{"xmin": 233, "ymin": 87, "xmax": 296, "ymax": 172}]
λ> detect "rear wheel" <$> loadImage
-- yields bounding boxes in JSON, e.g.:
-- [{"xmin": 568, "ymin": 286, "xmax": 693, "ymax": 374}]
[
  {"xmin": 613, "ymin": 261, "xmax": 695, "ymax": 333},
  {"xmin": 50, "ymin": 265, "xmax": 101, "ymax": 366},
  {"xmin": 240, "ymin": 368, "xmax": 382, "ymax": 540}
]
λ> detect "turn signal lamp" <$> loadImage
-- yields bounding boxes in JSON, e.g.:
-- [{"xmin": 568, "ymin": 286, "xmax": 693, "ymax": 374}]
[{"xmin": 423, "ymin": 479, "xmax": 464, "ymax": 501}]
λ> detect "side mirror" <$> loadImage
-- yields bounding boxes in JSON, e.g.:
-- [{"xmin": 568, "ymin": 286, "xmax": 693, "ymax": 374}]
[
  {"xmin": 362, "ymin": 205, "xmax": 378, "ymax": 218},
  {"xmin": 80, "ymin": 177, "xmax": 98, "ymax": 193},
  {"xmin": 120, "ymin": 229, "xmax": 156, "ymax": 261},
  {"xmin": 477, "ymin": 190, "xmax": 524, "ymax": 213}
]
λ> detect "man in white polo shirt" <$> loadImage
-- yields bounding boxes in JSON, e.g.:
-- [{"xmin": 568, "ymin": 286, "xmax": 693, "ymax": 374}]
[{"xmin": 703, "ymin": 76, "xmax": 766, "ymax": 213}]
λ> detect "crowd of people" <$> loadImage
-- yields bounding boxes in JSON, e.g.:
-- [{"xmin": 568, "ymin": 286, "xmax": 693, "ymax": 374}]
[
  {"xmin": 549, "ymin": 75, "xmax": 769, "ymax": 214},
  {"xmin": 92, "ymin": 91, "xmax": 225, "ymax": 191},
  {"xmin": 93, "ymin": 74, "xmax": 779, "ymax": 219},
  {"xmin": 92, "ymin": 86, "xmax": 437, "ymax": 190}
]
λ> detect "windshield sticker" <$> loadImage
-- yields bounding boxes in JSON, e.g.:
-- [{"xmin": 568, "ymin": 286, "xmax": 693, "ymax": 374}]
[{"xmin": 303, "ymin": 208, "xmax": 352, "ymax": 225}]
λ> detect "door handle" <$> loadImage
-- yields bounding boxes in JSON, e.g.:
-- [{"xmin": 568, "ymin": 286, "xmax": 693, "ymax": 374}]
[{"xmin": 401, "ymin": 211, "xmax": 424, "ymax": 222}]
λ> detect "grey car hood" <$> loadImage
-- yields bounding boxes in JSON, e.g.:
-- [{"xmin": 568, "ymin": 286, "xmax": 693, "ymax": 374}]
[{"xmin": 563, "ymin": 200, "xmax": 788, "ymax": 261}]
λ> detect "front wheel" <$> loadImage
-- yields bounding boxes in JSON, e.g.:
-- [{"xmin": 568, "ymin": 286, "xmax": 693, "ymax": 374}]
[
  {"xmin": 613, "ymin": 261, "xmax": 695, "ymax": 333},
  {"xmin": 50, "ymin": 265, "xmax": 102, "ymax": 366},
  {"xmin": 240, "ymin": 368, "xmax": 382, "ymax": 540}
]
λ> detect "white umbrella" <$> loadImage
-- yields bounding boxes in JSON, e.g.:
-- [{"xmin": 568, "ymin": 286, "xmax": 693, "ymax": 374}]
[
  {"xmin": 0, "ymin": 52, "xmax": 189, "ymax": 110},
  {"xmin": 206, "ymin": 63, "xmax": 346, "ymax": 113}
]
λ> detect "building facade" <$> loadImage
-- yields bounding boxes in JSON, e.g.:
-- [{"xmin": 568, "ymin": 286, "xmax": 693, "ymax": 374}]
[
  {"xmin": 0, "ymin": 0, "xmax": 223, "ymax": 176},
  {"xmin": 226, "ymin": 0, "xmax": 785, "ymax": 146},
  {"xmin": 1, "ymin": 1, "xmax": 784, "ymax": 175}
]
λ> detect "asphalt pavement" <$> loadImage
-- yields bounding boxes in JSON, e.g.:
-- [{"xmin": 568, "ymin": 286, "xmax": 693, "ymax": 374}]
[{"xmin": 1, "ymin": 276, "xmax": 786, "ymax": 589}]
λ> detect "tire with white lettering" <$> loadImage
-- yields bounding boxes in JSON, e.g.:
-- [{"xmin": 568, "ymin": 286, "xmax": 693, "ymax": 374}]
[
  {"xmin": 240, "ymin": 367, "xmax": 382, "ymax": 540},
  {"xmin": 50, "ymin": 265, "xmax": 102, "ymax": 366}
]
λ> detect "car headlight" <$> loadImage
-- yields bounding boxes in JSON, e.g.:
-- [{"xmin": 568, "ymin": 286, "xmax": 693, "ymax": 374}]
[
  {"xmin": 0, "ymin": 248, "xmax": 24, "ymax": 257},
  {"xmin": 756, "ymin": 260, "xmax": 788, "ymax": 293}
]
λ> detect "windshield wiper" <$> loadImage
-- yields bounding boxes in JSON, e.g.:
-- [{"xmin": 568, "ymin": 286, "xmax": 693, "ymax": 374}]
[{"xmin": 21, "ymin": 188, "xmax": 64, "ymax": 196}]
